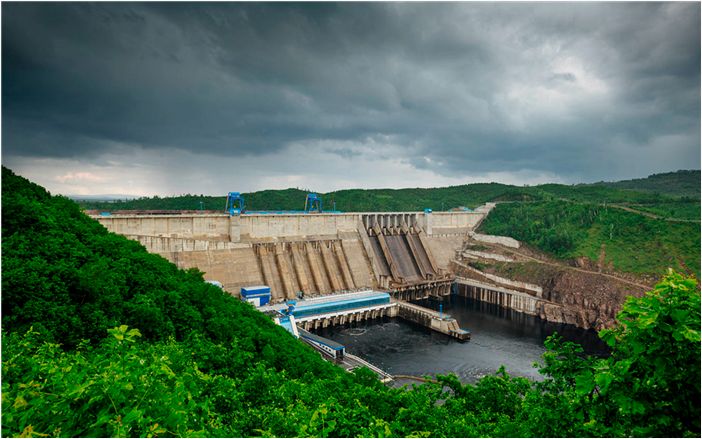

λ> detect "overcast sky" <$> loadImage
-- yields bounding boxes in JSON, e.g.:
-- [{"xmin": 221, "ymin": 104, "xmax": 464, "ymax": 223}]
[{"xmin": 2, "ymin": 2, "xmax": 700, "ymax": 196}]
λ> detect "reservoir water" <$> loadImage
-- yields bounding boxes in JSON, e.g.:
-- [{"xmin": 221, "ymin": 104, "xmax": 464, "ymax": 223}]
[{"xmin": 316, "ymin": 295, "xmax": 609, "ymax": 383}]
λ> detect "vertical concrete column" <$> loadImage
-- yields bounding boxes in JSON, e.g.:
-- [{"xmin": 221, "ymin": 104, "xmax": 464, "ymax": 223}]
[
  {"xmin": 229, "ymin": 215, "xmax": 241, "ymax": 242},
  {"xmin": 424, "ymin": 211, "xmax": 433, "ymax": 235}
]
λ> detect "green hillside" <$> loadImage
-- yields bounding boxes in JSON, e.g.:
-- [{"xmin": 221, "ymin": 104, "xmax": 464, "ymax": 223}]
[
  {"xmin": 478, "ymin": 201, "xmax": 700, "ymax": 278},
  {"xmin": 3, "ymin": 167, "xmax": 700, "ymax": 437},
  {"xmin": 592, "ymin": 170, "xmax": 700, "ymax": 198}
]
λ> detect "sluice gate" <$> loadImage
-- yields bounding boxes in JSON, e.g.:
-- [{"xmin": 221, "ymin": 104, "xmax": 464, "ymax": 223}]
[{"xmin": 361, "ymin": 214, "xmax": 453, "ymax": 299}]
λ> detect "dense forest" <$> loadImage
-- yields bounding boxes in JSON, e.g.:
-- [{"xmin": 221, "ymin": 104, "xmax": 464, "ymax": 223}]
[{"xmin": 3, "ymin": 167, "xmax": 700, "ymax": 437}]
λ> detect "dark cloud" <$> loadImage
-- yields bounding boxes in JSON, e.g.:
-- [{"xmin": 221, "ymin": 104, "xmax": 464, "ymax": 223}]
[{"xmin": 2, "ymin": 2, "xmax": 700, "ymax": 184}]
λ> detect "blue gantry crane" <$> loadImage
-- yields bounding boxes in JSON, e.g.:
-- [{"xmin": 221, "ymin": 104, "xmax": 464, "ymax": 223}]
[
  {"xmin": 304, "ymin": 193, "xmax": 322, "ymax": 213},
  {"xmin": 225, "ymin": 192, "xmax": 245, "ymax": 215}
]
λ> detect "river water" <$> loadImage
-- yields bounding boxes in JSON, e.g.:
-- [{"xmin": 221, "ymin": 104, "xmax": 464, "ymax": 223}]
[{"xmin": 316, "ymin": 295, "xmax": 609, "ymax": 383}]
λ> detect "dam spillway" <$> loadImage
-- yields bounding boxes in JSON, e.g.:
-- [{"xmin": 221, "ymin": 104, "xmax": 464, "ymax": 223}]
[{"xmin": 92, "ymin": 206, "xmax": 495, "ymax": 303}]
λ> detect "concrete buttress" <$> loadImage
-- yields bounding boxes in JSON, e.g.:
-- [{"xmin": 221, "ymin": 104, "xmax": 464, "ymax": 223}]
[
  {"xmin": 291, "ymin": 243, "xmax": 314, "ymax": 294},
  {"xmin": 275, "ymin": 245, "xmax": 297, "ymax": 299},
  {"xmin": 320, "ymin": 243, "xmax": 344, "ymax": 292},
  {"xmin": 333, "ymin": 241, "xmax": 356, "ymax": 290},
  {"xmin": 305, "ymin": 242, "xmax": 330, "ymax": 294}
]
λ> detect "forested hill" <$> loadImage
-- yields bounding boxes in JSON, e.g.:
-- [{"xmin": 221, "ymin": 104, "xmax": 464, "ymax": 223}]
[
  {"xmin": 77, "ymin": 169, "xmax": 700, "ymax": 213},
  {"xmin": 592, "ymin": 170, "xmax": 701, "ymax": 198},
  {"xmin": 2, "ymin": 166, "xmax": 700, "ymax": 437}
]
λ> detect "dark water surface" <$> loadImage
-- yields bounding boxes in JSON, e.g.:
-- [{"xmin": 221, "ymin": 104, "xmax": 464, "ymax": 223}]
[{"xmin": 316, "ymin": 295, "xmax": 609, "ymax": 383}]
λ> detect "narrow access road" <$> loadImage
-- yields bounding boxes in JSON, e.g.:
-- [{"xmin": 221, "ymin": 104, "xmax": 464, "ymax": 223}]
[
  {"xmin": 496, "ymin": 246, "xmax": 653, "ymax": 291},
  {"xmin": 608, "ymin": 204, "xmax": 700, "ymax": 223}
]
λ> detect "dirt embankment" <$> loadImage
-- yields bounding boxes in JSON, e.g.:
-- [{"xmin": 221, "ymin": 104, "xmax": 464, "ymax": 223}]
[{"xmin": 455, "ymin": 239, "xmax": 653, "ymax": 331}]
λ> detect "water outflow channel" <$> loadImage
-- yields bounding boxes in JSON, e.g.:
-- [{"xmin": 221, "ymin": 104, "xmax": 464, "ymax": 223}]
[{"xmin": 316, "ymin": 295, "xmax": 609, "ymax": 383}]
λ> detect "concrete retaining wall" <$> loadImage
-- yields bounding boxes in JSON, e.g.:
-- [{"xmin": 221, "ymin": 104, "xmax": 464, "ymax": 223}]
[
  {"xmin": 125, "ymin": 235, "xmax": 249, "ymax": 253},
  {"xmin": 462, "ymin": 250, "xmax": 515, "ymax": 263},
  {"xmin": 91, "ymin": 207, "xmax": 496, "ymax": 303},
  {"xmin": 456, "ymin": 279, "xmax": 541, "ymax": 315},
  {"xmin": 455, "ymin": 262, "xmax": 542, "ymax": 297},
  {"xmin": 240, "ymin": 214, "xmax": 358, "ymax": 240},
  {"xmin": 97, "ymin": 214, "xmax": 231, "ymax": 240},
  {"xmin": 164, "ymin": 247, "xmax": 265, "ymax": 294},
  {"xmin": 469, "ymin": 232, "xmax": 520, "ymax": 248},
  {"xmin": 429, "ymin": 212, "xmax": 484, "ymax": 231}
]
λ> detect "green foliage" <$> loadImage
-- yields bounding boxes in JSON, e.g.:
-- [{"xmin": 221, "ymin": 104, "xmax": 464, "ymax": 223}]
[
  {"xmin": 626, "ymin": 201, "xmax": 701, "ymax": 220},
  {"xmin": 535, "ymin": 271, "xmax": 701, "ymax": 437},
  {"xmin": 3, "ymin": 167, "xmax": 700, "ymax": 437},
  {"xmin": 480, "ymin": 201, "xmax": 700, "ymax": 276},
  {"xmin": 79, "ymin": 183, "xmax": 536, "ymax": 212},
  {"xmin": 595, "ymin": 270, "xmax": 701, "ymax": 436}
]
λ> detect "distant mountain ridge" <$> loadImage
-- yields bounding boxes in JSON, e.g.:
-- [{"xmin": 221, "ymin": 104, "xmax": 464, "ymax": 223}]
[
  {"xmin": 591, "ymin": 170, "xmax": 700, "ymax": 198},
  {"xmin": 77, "ymin": 169, "xmax": 701, "ymax": 213}
]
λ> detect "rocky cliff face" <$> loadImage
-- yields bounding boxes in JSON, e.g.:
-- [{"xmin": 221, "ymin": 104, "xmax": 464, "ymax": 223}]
[
  {"xmin": 536, "ymin": 269, "xmax": 644, "ymax": 330},
  {"xmin": 454, "ymin": 239, "xmax": 652, "ymax": 331}
]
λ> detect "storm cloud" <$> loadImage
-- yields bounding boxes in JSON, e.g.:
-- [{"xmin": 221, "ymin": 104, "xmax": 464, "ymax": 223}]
[{"xmin": 2, "ymin": 2, "xmax": 700, "ymax": 195}]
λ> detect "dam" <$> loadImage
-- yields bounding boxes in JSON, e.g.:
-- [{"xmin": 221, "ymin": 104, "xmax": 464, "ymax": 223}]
[
  {"xmin": 90, "ymin": 203, "xmax": 607, "ymax": 380},
  {"xmin": 92, "ymin": 205, "xmax": 495, "ymax": 303}
]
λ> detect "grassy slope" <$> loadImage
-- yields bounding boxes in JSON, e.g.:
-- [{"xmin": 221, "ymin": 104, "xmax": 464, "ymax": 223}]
[{"xmin": 625, "ymin": 201, "xmax": 701, "ymax": 220}]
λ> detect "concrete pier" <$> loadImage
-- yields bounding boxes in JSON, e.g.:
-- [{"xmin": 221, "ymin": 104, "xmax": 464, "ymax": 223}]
[{"xmin": 396, "ymin": 300, "xmax": 470, "ymax": 341}]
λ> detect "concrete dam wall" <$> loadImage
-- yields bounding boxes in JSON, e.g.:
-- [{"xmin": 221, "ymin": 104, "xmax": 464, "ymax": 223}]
[
  {"xmin": 97, "ymin": 210, "xmax": 488, "ymax": 242},
  {"xmin": 93, "ymin": 208, "xmax": 493, "ymax": 301}
]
